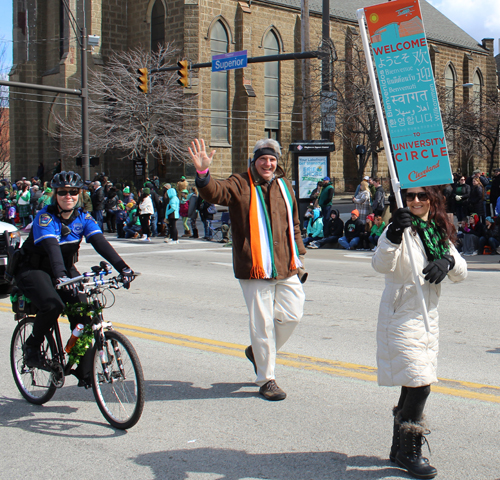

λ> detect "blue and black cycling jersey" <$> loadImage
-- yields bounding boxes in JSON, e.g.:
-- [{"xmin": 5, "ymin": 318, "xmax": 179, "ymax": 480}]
[{"xmin": 21, "ymin": 205, "xmax": 127, "ymax": 278}]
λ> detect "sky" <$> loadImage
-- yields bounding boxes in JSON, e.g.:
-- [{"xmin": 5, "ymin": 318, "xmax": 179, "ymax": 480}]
[{"xmin": 0, "ymin": 0, "xmax": 498, "ymax": 75}]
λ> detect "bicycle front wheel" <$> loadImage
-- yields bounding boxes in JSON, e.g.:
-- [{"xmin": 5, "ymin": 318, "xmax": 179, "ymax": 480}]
[
  {"xmin": 10, "ymin": 317, "xmax": 57, "ymax": 405},
  {"xmin": 92, "ymin": 330, "xmax": 145, "ymax": 429}
]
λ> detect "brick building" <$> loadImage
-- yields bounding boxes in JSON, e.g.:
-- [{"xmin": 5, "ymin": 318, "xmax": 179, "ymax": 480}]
[{"xmin": 9, "ymin": 0, "xmax": 498, "ymax": 189}]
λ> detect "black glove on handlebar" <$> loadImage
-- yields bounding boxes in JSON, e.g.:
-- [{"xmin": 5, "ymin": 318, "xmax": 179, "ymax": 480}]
[
  {"xmin": 56, "ymin": 276, "xmax": 79, "ymax": 296},
  {"xmin": 422, "ymin": 255, "xmax": 455, "ymax": 284},
  {"xmin": 119, "ymin": 268, "xmax": 135, "ymax": 289},
  {"xmin": 386, "ymin": 208, "xmax": 413, "ymax": 244}
]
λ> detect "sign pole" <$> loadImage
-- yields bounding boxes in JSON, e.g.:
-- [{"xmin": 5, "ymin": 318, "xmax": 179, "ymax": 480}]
[{"xmin": 357, "ymin": 8, "xmax": 431, "ymax": 332}]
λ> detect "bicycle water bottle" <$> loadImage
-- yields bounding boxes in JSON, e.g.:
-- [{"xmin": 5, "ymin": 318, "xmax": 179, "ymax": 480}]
[{"xmin": 65, "ymin": 324, "xmax": 84, "ymax": 353}]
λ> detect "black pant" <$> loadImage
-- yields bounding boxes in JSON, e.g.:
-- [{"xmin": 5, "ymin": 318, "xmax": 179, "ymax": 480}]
[
  {"xmin": 16, "ymin": 267, "xmax": 88, "ymax": 345},
  {"xmin": 397, "ymin": 385, "xmax": 431, "ymax": 422},
  {"xmin": 139, "ymin": 214, "xmax": 151, "ymax": 238},
  {"xmin": 106, "ymin": 211, "xmax": 116, "ymax": 232},
  {"xmin": 168, "ymin": 216, "xmax": 178, "ymax": 241}
]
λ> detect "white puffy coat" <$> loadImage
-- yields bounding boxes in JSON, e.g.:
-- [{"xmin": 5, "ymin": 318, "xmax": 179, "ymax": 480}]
[{"xmin": 372, "ymin": 227, "xmax": 467, "ymax": 387}]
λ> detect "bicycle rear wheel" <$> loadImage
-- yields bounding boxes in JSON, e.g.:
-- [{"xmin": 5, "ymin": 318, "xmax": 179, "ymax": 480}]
[
  {"xmin": 10, "ymin": 317, "xmax": 57, "ymax": 405},
  {"xmin": 92, "ymin": 330, "xmax": 145, "ymax": 429}
]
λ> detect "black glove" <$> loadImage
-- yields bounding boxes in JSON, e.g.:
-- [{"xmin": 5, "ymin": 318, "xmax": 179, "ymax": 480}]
[
  {"xmin": 297, "ymin": 254, "xmax": 308, "ymax": 284},
  {"xmin": 386, "ymin": 208, "xmax": 412, "ymax": 244},
  {"xmin": 56, "ymin": 276, "xmax": 79, "ymax": 296},
  {"xmin": 119, "ymin": 267, "xmax": 135, "ymax": 289},
  {"xmin": 422, "ymin": 255, "xmax": 455, "ymax": 284}
]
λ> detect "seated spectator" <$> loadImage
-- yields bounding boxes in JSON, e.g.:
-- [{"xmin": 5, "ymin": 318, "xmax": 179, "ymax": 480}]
[
  {"xmin": 123, "ymin": 201, "xmax": 142, "ymax": 239},
  {"xmin": 369, "ymin": 214, "xmax": 386, "ymax": 250},
  {"xmin": 462, "ymin": 214, "xmax": 485, "ymax": 256},
  {"xmin": 308, "ymin": 209, "xmax": 344, "ymax": 249},
  {"xmin": 302, "ymin": 203, "xmax": 315, "ymax": 233},
  {"xmin": 338, "ymin": 209, "xmax": 364, "ymax": 250},
  {"xmin": 478, "ymin": 216, "xmax": 500, "ymax": 255},
  {"xmin": 456, "ymin": 219, "xmax": 468, "ymax": 253},
  {"xmin": 115, "ymin": 201, "xmax": 128, "ymax": 238},
  {"xmin": 359, "ymin": 213, "xmax": 374, "ymax": 250},
  {"xmin": 302, "ymin": 206, "xmax": 324, "ymax": 247}
]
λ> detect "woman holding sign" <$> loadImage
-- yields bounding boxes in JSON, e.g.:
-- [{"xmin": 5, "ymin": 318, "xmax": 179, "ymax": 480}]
[{"xmin": 372, "ymin": 186, "xmax": 467, "ymax": 479}]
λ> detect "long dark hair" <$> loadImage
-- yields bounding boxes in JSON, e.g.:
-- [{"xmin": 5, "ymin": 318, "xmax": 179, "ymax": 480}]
[{"xmin": 400, "ymin": 186, "xmax": 457, "ymax": 245}]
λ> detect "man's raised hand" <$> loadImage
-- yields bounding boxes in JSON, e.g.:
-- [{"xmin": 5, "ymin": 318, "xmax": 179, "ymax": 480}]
[{"xmin": 188, "ymin": 138, "xmax": 216, "ymax": 172}]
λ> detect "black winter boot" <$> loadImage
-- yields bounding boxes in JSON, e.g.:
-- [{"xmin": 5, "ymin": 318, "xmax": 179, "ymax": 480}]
[
  {"xmin": 192, "ymin": 228, "xmax": 199, "ymax": 239},
  {"xmin": 395, "ymin": 417, "xmax": 437, "ymax": 479},
  {"xmin": 389, "ymin": 406, "xmax": 401, "ymax": 462}
]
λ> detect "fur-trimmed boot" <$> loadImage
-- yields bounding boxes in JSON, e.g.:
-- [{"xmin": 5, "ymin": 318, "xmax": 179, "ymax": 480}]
[
  {"xmin": 395, "ymin": 416, "xmax": 437, "ymax": 479},
  {"xmin": 389, "ymin": 406, "xmax": 401, "ymax": 462}
]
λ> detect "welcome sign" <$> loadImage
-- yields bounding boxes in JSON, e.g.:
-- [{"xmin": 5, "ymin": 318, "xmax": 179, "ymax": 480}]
[{"xmin": 364, "ymin": 0, "xmax": 452, "ymax": 188}]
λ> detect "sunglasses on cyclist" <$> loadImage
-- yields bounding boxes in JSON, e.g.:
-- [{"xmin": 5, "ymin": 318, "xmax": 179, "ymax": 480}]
[
  {"xmin": 405, "ymin": 191, "xmax": 429, "ymax": 201},
  {"xmin": 57, "ymin": 189, "xmax": 80, "ymax": 197}
]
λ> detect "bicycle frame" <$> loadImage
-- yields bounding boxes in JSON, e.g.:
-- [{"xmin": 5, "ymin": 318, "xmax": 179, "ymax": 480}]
[{"xmin": 17, "ymin": 267, "xmax": 135, "ymax": 388}]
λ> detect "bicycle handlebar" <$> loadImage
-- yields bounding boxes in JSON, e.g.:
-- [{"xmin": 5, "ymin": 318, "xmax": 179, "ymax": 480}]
[{"xmin": 55, "ymin": 268, "xmax": 140, "ymax": 291}]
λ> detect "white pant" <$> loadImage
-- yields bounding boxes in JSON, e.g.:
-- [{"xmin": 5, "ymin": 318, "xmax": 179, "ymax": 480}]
[{"xmin": 239, "ymin": 275, "xmax": 305, "ymax": 386}]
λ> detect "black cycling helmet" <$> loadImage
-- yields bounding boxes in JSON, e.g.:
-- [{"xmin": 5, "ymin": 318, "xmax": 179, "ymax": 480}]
[{"xmin": 51, "ymin": 171, "xmax": 84, "ymax": 189}]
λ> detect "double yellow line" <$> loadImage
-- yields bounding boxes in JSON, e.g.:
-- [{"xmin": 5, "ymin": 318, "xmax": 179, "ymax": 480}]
[{"xmin": 3, "ymin": 302, "xmax": 499, "ymax": 404}]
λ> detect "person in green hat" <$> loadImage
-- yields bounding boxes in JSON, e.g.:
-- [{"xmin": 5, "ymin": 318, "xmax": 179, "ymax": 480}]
[{"xmin": 177, "ymin": 176, "xmax": 188, "ymax": 196}]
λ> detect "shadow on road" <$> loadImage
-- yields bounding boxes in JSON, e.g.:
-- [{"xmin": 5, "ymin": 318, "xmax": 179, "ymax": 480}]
[
  {"xmin": 133, "ymin": 447, "xmax": 408, "ymax": 480},
  {"xmin": 0, "ymin": 396, "xmax": 126, "ymax": 437},
  {"xmin": 145, "ymin": 380, "xmax": 259, "ymax": 401}
]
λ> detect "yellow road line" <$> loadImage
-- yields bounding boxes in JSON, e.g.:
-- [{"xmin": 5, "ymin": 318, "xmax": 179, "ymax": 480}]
[
  {"xmin": 109, "ymin": 321, "xmax": 500, "ymax": 404},
  {"xmin": 3, "ymin": 303, "xmax": 499, "ymax": 404}
]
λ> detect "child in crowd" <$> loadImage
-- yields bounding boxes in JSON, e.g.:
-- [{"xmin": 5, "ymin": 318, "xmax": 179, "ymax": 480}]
[
  {"xmin": 302, "ymin": 206, "xmax": 324, "ymax": 247},
  {"xmin": 8, "ymin": 201, "xmax": 17, "ymax": 227},
  {"xmin": 179, "ymin": 189, "xmax": 190, "ymax": 237},
  {"xmin": 115, "ymin": 201, "xmax": 128, "ymax": 238},
  {"xmin": 369, "ymin": 215, "xmax": 386, "ymax": 251}
]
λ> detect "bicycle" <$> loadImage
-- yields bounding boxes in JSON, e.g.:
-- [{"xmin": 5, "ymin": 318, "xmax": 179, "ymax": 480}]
[{"xmin": 10, "ymin": 263, "xmax": 145, "ymax": 430}]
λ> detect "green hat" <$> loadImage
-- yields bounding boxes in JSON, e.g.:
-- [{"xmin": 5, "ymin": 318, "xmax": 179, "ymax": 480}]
[
  {"xmin": 143, "ymin": 187, "xmax": 150, "ymax": 195},
  {"xmin": 123, "ymin": 187, "xmax": 130, "ymax": 194},
  {"xmin": 45, "ymin": 187, "xmax": 52, "ymax": 193},
  {"xmin": 180, "ymin": 176, "xmax": 186, "ymax": 180}
]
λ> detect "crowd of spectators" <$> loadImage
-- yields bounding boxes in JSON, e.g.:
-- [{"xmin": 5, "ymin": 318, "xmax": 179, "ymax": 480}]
[
  {"xmin": 303, "ymin": 168, "xmax": 500, "ymax": 257},
  {"xmin": 0, "ymin": 170, "xmax": 223, "ymax": 245}
]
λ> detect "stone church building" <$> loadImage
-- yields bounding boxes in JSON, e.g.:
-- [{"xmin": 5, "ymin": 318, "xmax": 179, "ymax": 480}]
[{"xmin": 9, "ymin": 0, "xmax": 498, "ymax": 190}]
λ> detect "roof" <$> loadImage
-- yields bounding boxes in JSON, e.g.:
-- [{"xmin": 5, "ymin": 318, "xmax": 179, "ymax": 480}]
[{"xmin": 262, "ymin": 0, "xmax": 487, "ymax": 54}]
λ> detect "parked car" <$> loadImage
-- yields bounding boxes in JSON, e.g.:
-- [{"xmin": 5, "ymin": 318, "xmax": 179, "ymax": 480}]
[{"xmin": 0, "ymin": 221, "xmax": 22, "ymax": 286}]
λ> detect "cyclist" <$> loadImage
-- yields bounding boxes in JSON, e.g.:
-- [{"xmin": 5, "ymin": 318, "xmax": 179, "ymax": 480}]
[{"xmin": 17, "ymin": 171, "xmax": 135, "ymax": 385}]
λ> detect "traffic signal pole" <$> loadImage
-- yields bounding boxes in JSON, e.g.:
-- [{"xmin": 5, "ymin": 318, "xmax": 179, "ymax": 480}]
[
  {"xmin": 151, "ymin": 50, "xmax": 326, "ymax": 74},
  {"xmin": 81, "ymin": 26, "xmax": 90, "ymax": 181}
]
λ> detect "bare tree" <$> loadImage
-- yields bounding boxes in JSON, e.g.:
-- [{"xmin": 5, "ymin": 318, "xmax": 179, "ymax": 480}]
[
  {"xmin": 441, "ymin": 88, "xmax": 500, "ymax": 176},
  {"xmin": 53, "ymin": 44, "xmax": 194, "ymax": 171},
  {"xmin": 474, "ymin": 93, "xmax": 500, "ymax": 176}
]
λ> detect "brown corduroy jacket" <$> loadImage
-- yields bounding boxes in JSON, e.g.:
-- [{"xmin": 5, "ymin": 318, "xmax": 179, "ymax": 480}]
[{"xmin": 197, "ymin": 164, "xmax": 305, "ymax": 280}]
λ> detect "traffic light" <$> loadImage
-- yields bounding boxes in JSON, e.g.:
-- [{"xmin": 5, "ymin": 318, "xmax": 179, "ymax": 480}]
[
  {"xmin": 177, "ymin": 60, "xmax": 189, "ymax": 88},
  {"xmin": 137, "ymin": 68, "xmax": 148, "ymax": 94}
]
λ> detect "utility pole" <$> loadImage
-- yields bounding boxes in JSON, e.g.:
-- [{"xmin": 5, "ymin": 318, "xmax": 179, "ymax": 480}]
[
  {"xmin": 301, "ymin": 0, "xmax": 311, "ymax": 140},
  {"xmin": 81, "ymin": 26, "xmax": 90, "ymax": 181},
  {"xmin": 321, "ymin": 0, "xmax": 331, "ymax": 140}
]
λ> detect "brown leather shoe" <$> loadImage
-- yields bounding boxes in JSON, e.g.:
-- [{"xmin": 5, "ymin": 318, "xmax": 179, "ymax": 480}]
[
  {"xmin": 245, "ymin": 346, "xmax": 257, "ymax": 374},
  {"xmin": 259, "ymin": 380, "xmax": 286, "ymax": 401}
]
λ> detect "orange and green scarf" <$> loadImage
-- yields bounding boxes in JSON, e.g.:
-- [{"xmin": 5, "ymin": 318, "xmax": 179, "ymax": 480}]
[{"xmin": 248, "ymin": 168, "xmax": 302, "ymax": 279}]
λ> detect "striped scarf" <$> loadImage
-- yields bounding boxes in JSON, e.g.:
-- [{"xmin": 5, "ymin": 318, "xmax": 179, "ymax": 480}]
[{"xmin": 248, "ymin": 168, "xmax": 302, "ymax": 279}]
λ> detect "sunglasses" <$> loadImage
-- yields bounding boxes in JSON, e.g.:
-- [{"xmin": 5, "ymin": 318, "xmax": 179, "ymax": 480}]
[
  {"xmin": 405, "ymin": 191, "xmax": 429, "ymax": 201},
  {"xmin": 57, "ymin": 189, "xmax": 80, "ymax": 197}
]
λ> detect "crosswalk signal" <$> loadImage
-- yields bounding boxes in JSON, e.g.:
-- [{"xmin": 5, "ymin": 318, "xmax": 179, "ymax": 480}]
[
  {"xmin": 137, "ymin": 68, "xmax": 148, "ymax": 94},
  {"xmin": 177, "ymin": 60, "xmax": 189, "ymax": 88}
]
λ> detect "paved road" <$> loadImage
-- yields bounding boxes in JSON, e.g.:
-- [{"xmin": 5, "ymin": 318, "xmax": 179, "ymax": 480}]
[{"xmin": 1, "ymin": 236, "xmax": 499, "ymax": 479}]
